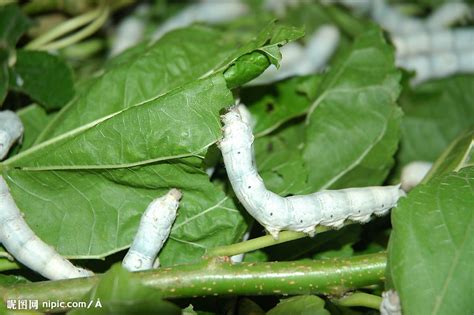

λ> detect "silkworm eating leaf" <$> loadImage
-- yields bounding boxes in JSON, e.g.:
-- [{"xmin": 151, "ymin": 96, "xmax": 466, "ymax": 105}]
[{"xmin": 122, "ymin": 189, "xmax": 181, "ymax": 271}]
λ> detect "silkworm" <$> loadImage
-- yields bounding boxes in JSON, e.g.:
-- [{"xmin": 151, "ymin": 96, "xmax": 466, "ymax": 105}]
[
  {"xmin": 392, "ymin": 28, "xmax": 474, "ymax": 57},
  {"xmin": 425, "ymin": 2, "xmax": 472, "ymax": 29},
  {"xmin": 152, "ymin": 0, "xmax": 248, "ymax": 40},
  {"xmin": 343, "ymin": 0, "xmax": 471, "ymax": 35},
  {"xmin": 397, "ymin": 50, "xmax": 474, "ymax": 84},
  {"xmin": 122, "ymin": 189, "xmax": 181, "ymax": 271},
  {"xmin": 110, "ymin": 4, "xmax": 148, "ymax": 56},
  {"xmin": 250, "ymin": 25, "xmax": 340, "ymax": 85},
  {"xmin": 400, "ymin": 161, "xmax": 432, "ymax": 192},
  {"xmin": 218, "ymin": 107, "xmax": 405, "ymax": 238},
  {"xmin": 380, "ymin": 290, "xmax": 402, "ymax": 315},
  {"xmin": 0, "ymin": 110, "xmax": 24, "ymax": 160},
  {"xmin": 0, "ymin": 176, "xmax": 93, "ymax": 280}
]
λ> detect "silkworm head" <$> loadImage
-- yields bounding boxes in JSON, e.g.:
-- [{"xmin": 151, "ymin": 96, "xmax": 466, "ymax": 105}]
[{"xmin": 168, "ymin": 188, "xmax": 182, "ymax": 201}]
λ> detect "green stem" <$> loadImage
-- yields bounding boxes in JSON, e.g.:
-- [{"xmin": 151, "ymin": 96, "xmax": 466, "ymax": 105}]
[
  {"xmin": 207, "ymin": 227, "xmax": 332, "ymax": 257},
  {"xmin": 1, "ymin": 253, "xmax": 386, "ymax": 313},
  {"xmin": 38, "ymin": 5, "xmax": 109, "ymax": 51},
  {"xmin": 25, "ymin": 8, "xmax": 102, "ymax": 50},
  {"xmin": 335, "ymin": 292, "xmax": 382, "ymax": 310},
  {"xmin": 0, "ymin": 259, "xmax": 20, "ymax": 272}
]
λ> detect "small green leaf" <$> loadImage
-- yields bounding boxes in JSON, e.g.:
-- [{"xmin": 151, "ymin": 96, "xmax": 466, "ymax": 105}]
[
  {"xmin": 267, "ymin": 295, "xmax": 330, "ymax": 315},
  {"xmin": 69, "ymin": 264, "xmax": 181, "ymax": 315},
  {"xmin": 224, "ymin": 51, "xmax": 270, "ymax": 89},
  {"xmin": 0, "ymin": 4, "xmax": 30, "ymax": 105},
  {"xmin": 388, "ymin": 167, "xmax": 474, "ymax": 315},
  {"xmin": 398, "ymin": 75, "xmax": 474, "ymax": 166},
  {"xmin": 303, "ymin": 27, "xmax": 402, "ymax": 191},
  {"xmin": 9, "ymin": 50, "xmax": 75, "ymax": 110}
]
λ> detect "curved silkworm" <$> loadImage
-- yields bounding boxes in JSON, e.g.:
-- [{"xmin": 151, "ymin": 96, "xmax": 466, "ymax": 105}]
[
  {"xmin": 400, "ymin": 161, "xmax": 432, "ymax": 192},
  {"xmin": 122, "ymin": 189, "xmax": 181, "ymax": 271},
  {"xmin": 397, "ymin": 50, "xmax": 474, "ymax": 84},
  {"xmin": 0, "ymin": 110, "xmax": 24, "ymax": 160},
  {"xmin": 380, "ymin": 290, "xmax": 402, "ymax": 315},
  {"xmin": 0, "ymin": 176, "xmax": 93, "ymax": 280},
  {"xmin": 219, "ymin": 108, "xmax": 405, "ymax": 238}
]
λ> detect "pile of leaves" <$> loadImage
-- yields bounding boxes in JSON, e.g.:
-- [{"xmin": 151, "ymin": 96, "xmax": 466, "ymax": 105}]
[{"xmin": 0, "ymin": 1, "xmax": 472, "ymax": 314}]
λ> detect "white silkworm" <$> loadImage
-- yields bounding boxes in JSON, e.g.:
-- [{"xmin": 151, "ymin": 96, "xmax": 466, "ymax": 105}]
[
  {"xmin": 0, "ymin": 176, "xmax": 93, "ymax": 280},
  {"xmin": 343, "ymin": 0, "xmax": 471, "ymax": 34},
  {"xmin": 380, "ymin": 290, "xmax": 402, "ymax": 315},
  {"xmin": 249, "ymin": 25, "xmax": 340, "ymax": 85},
  {"xmin": 152, "ymin": 0, "xmax": 248, "ymax": 40},
  {"xmin": 397, "ymin": 50, "xmax": 474, "ymax": 85},
  {"xmin": 400, "ymin": 161, "xmax": 433, "ymax": 192},
  {"xmin": 218, "ymin": 108, "xmax": 405, "ymax": 238},
  {"xmin": 425, "ymin": 2, "xmax": 472, "ymax": 29},
  {"xmin": 110, "ymin": 4, "xmax": 148, "ymax": 56},
  {"xmin": 0, "ymin": 110, "xmax": 24, "ymax": 160},
  {"xmin": 392, "ymin": 28, "xmax": 474, "ymax": 57},
  {"xmin": 122, "ymin": 189, "xmax": 181, "ymax": 271}
]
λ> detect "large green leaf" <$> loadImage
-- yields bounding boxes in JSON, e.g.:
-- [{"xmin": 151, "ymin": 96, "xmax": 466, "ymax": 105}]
[
  {"xmin": 267, "ymin": 296, "xmax": 330, "ymax": 315},
  {"xmin": 4, "ymin": 75, "xmax": 232, "ymax": 169},
  {"xmin": 9, "ymin": 50, "xmax": 75, "ymax": 110},
  {"xmin": 2, "ymin": 159, "xmax": 245, "ymax": 264},
  {"xmin": 398, "ymin": 75, "xmax": 474, "ymax": 166},
  {"xmin": 387, "ymin": 167, "xmax": 474, "ymax": 315},
  {"xmin": 302, "ymin": 27, "xmax": 402, "ymax": 191},
  {"xmin": 69, "ymin": 264, "xmax": 180, "ymax": 315},
  {"xmin": 36, "ymin": 22, "xmax": 303, "ymax": 142}
]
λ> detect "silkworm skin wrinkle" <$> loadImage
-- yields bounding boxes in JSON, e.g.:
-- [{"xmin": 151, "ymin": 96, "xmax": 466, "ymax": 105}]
[
  {"xmin": 122, "ymin": 189, "xmax": 181, "ymax": 271},
  {"xmin": 219, "ymin": 108, "xmax": 405, "ymax": 238},
  {"xmin": 0, "ymin": 176, "xmax": 93, "ymax": 280},
  {"xmin": 0, "ymin": 110, "xmax": 24, "ymax": 160}
]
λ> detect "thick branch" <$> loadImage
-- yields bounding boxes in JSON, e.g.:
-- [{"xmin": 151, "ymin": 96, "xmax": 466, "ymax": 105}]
[{"xmin": 1, "ymin": 253, "xmax": 386, "ymax": 312}]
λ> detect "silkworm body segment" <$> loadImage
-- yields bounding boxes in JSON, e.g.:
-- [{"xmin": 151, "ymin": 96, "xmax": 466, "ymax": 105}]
[
  {"xmin": 219, "ymin": 108, "xmax": 405, "ymax": 238},
  {"xmin": 122, "ymin": 189, "xmax": 181, "ymax": 271},
  {"xmin": 0, "ymin": 110, "xmax": 24, "ymax": 160},
  {"xmin": 0, "ymin": 176, "xmax": 93, "ymax": 280}
]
